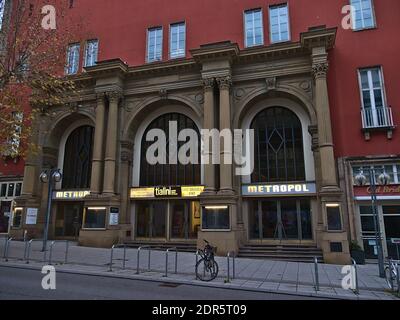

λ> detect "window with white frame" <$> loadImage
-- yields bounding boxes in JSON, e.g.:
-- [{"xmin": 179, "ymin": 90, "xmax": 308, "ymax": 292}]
[
  {"xmin": 84, "ymin": 39, "xmax": 98, "ymax": 68},
  {"xmin": 0, "ymin": 0, "xmax": 6, "ymax": 31},
  {"xmin": 350, "ymin": 0, "xmax": 376, "ymax": 30},
  {"xmin": 244, "ymin": 9, "xmax": 264, "ymax": 48},
  {"xmin": 65, "ymin": 43, "xmax": 80, "ymax": 75},
  {"xmin": 352, "ymin": 163, "xmax": 400, "ymax": 185},
  {"xmin": 170, "ymin": 22, "xmax": 185, "ymax": 59},
  {"xmin": 358, "ymin": 67, "xmax": 391, "ymax": 128},
  {"xmin": 147, "ymin": 27, "xmax": 163, "ymax": 62},
  {"xmin": 269, "ymin": 3, "xmax": 290, "ymax": 43},
  {"xmin": 0, "ymin": 181, "xmax": 22, "ymax": 199}
]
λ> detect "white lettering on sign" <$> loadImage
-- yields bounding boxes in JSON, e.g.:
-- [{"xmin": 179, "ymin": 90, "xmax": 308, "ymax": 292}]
[
  {"xmin": 242, "ymin": 183, "xmax": 315, "ymax": 197},
  {"xmin": 54, "ymin": 190, "xmax": 90, "ymax": 200}
]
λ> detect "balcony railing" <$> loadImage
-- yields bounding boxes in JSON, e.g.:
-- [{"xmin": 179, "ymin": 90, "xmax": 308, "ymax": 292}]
[{"xmin": 361, "ymin": 106, "xmax": 394, "ymax": 129}]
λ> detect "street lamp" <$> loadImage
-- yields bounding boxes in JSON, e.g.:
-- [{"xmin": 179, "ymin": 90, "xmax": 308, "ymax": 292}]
[
  {"xmin": 355, "ymin": 167, "xmax": 390, "ymax": 278},
  {"xmin": 40, "ymin": 168, "xmax": 62, "ymax": 252}
]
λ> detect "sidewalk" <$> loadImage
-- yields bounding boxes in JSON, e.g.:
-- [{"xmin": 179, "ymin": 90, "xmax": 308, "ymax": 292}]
[{"xmin": 1, "ymin": 239, "xmax": 398, "ymax": 300}]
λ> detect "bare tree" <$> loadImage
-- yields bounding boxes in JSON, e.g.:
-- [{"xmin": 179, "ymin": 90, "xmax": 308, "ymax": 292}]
[{"xmin": 0, "ymin": 0, "xmax": 84, "ymax": 160}]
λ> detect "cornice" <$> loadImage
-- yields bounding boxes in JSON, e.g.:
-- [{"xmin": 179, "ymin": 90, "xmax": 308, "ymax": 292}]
[
  {"xmin": 190, "ymin": 41, "xmax": 240, "ymax": 63},
  {"xmin": 300, "ymin": 26, "xmax": 337, "ymax": 50}
]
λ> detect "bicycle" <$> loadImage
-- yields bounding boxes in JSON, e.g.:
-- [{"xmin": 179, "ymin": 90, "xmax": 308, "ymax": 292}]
[
  {"xmin": 195, "ymin": 239, "xmax": 219, "ymax": 282},
  {"xmin": 384, "ymin": 259, "xmax": 399, "ymax": 290}
]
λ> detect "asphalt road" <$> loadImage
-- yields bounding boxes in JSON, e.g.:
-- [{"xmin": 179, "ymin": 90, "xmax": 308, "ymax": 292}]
[{"xmin": 0, "ymin": 265, "xmax": 324, "ymax": 300}]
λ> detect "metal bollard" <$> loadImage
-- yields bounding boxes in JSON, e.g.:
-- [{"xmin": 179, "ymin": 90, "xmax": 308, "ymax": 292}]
[
  {"xmin": 314, "ymin": 257, "xmax": 320, "ymax": 292},
  {"xmin": 351, "ymin": 258, "xmax": 359, "ymax": 294},
  {"xmin": 64, "ymin": 241, "xmax": 69, "ymax": 264},
  {"xmin": 389, "ymin": 259, "xmax": 394, "ymax": 291},
  {"xmin": 227, "ymin": 252, "xmax": 235, "ymax": 282},
  {"xmin": 136, "ymin": 246, "xmax": 151, "ymax": 274},
  {"xmin": 109, "ymin": 245, "xmax": 115, "ymax": 272},
  {"xmin": 4, "ymin": 238, "xmax": 13, "ymax": 261},
  {"xmin": 48, "ymin": 241, "xmax": 56, "ymax": 265},
  {"xmin": 123, "ymin": 245, "xmax": 127, "ymax": 270},
  {"xmin": 164, "ymin": 248, "xmax": 178, "ymax": 277}
]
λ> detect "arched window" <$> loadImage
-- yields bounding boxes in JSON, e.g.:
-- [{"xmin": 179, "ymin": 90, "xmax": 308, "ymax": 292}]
[
  {"xmin": 251, "ymin": 107, "xmax": 305, "ymax": 183},
  {"xmin": 62, "ymin": 126, "xmax": 94, "ymax": 189},
  {"xmin": 140, "ymin": 113, "xmax": 201, "ymax": 186}
]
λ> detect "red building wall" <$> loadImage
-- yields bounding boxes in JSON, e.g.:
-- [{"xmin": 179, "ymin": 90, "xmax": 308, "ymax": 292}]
[
  {"xmin": 67, "ymin": 0, "xmax": 400, "ymax": 158},
  {"xmin": 3, "ymin": 0, "xmax": 399, "ymax": 179}
]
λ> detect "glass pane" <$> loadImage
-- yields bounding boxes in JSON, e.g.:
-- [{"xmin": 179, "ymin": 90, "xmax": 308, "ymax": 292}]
[
  {"xmin": 261, "ymin": 201, "xmax": 278, "ymax": 239},
  {"xmin": 300, "ymin": 200, "xmax": 312, "ymax": 240},
  {"xmin": 359, "ymin": 205, "xmax": 373, "ymax": 215},
  {"xmin": 0, "ymin": 202, "xmax": 11, "ymax": 233},
  {"xmin": 152, "ymin": 202, "xmax": 166, "ymax": 237},
  {"xmin": 189, "ymin": 201, "xmax": 201, "ymax": 239},
  {"xmin": 281, "ymin": 200, "xmax": 299, "ymax": 239},
  {"xmin": 327, "ymin": 206, "xmax": 342, "ymax": 231},
  {"xmin": 202, "ymin": 207, "xmax": 230, "ymax": 230},
  {"xmin": 360, "ymin": 71, "xmax": 369, "ymax": 89},
  {"xmin": 383, "ymin": 206, "xmax": 400, "ymax": 215},
  {"xmin": 7, "ymin": 183, "xmax": 14, "ymax": 197},
  {"xmin": 361, "ymin": 216, "xmax": 375, "ymax": 232},
  {"xmin": 84, "ymin": 208, "xmax": 106, "ymax": 229},
  {"xmin": 249, "ymin": 201, "xmax": 260, "ymax": 239},
  {"xmin": 0, "ymin": 184, "xmax": 6, "ymax": 197},
  {"xmin": 171, "ymin": 202, "xmax": 186, "ymax": 238},
  {"xmin": 137, "ymin": 202, "xmax": 151, "ymax": 237},
  {"xmin": 363, "ymin": 239, "xmax": 378, "ymax": 259}
]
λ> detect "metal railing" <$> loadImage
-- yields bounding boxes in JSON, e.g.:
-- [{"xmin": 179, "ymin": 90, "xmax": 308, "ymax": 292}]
[
  {"xmin": 351, "ymin": 258, "xmax": 359, "ymax": 295},
  {"xmin": 361, "ymin": 106, "xmax": 394, "ymax": 129},
  {"xmin": 164, "ymin": 247, "xmax": 178, "ymax": 277},
  {"xmin": 227, "ymin": 251, "xmax": 236, "ymax": 282},
  {"xmin": 26, "ymin": 239, "xmax": 45, "ymax": 264},
  {"xmin": 136, "ymin": 246, "xmax": 152, "ymax": 274},
  {"xmin": 3, "ymin": 237, "xmax": 13, "ymax": 261},
  {"xmin": 314, "ymin": 257, "xmax": 320, "ymax": 292},
  {"xmin": 48, "ymin": 241, "xmax": 69, "ymax": 265}
]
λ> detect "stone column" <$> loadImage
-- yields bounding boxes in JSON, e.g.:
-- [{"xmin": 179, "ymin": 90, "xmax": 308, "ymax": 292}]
[
  {"xmin": 103, "ymin": 91, "xmax": 121, "ymax": 195},
  {"xmin": 312, "ymin": 48, "xmax": 338, "ymax": 189},
  {"xmin": 90, "ymin": 93, "xmax": 106, "ymax": 194},
  {"xmin": 202, "ymin": 78, "xmax": 216, "ymax": 194},
  {"xmin": 217, "ymin": 76, "xmax": 234, "ymax": 195},
  {"xmin": 21, "ymin": 111, "xmax": 41, "ymax": 197}
]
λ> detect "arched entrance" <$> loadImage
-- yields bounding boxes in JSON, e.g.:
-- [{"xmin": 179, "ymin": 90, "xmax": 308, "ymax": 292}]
[
  {"xmin": 54, "ymin": 123, "xmax": 94, "ymax": 239},
  {"xmin": 132, "ymin": 111, "xmax": 202, "ymax": 241},
  {"xmin": 241, "ymin": 102, "xmax": 316, "ymax": 244}
]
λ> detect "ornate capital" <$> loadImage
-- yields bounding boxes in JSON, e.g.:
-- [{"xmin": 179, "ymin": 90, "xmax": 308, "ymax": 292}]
[
  {"xmin": 106, "ymin": 91, "xmax": 123, "ymax": 104},
  {"xmin": 312, "ymin": 62, "xmax": 329, "ymax": 79},
  {"xmin": 201, "ymin": 78, "xmax": 215, "ymax": 91},
  {"xmin": 216, "ymin": 76, "xmax": 232, "ymax": 90}
]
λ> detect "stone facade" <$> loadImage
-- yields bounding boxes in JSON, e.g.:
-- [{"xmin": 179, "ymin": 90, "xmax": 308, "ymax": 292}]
[{"xmin": 11, "ymin": 27, "xmax": 352, "ymax": 264}]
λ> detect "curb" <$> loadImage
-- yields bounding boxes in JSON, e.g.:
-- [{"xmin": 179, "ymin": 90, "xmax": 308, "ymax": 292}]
[{"xmin": 0, "ymin": 261, "xmax": 384, "ymax": 300}]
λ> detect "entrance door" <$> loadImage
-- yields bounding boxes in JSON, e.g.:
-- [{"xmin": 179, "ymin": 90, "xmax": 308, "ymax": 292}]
[
  {"xmin": 170, "ymin": 201, "xmax": 201, "ymax": 239},
  {"xmin": 55, "ymin": 203, "xmax": 83, "ymax": 238},
  {"xmin": 0, "ymin": 201, "xmax": 11, "ymax": 234},
  {"xmin": 136, "ymin": 201, "xmax": 167, "ymax": 238},
  {"xmin": 250, "ymin": 199, "xmax": 312, "ymax": 241}
]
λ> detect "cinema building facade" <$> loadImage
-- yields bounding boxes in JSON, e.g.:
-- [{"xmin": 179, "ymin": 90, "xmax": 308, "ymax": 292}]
[
  {"xmin": 6, "ymin": 1, "xmax": 400, "ymax": 265},
  {"xmin": 9, "ymin": 26, "xmax": 353, "ymax": 264}
]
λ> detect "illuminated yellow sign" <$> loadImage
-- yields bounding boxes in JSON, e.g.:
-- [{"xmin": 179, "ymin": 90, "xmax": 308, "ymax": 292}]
[
  {"xmin": 53, "ymin": 190, "xmax": 90, "ymax": 200},
  {"xmin": 130, "ymin": 186, "xmax": 204, "ymax": 199},
  {"xmin": 181, "ymin": 186, "xmax": 205, "ymax": 198},
  {"xmin": 130, "ymin": 188, "xmax": 156, "ymax": 198}
]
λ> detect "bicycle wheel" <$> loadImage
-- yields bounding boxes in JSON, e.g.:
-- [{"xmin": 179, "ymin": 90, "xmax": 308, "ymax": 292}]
[{"xmin": 195, "ymin": 258, "xmax": 219, "ymax": 282}]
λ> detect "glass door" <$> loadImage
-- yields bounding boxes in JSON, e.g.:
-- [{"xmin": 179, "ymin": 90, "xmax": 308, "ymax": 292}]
[
  {"xmin": 249, "ymin": 199, "xmax": 312, "ymax": 241},
  {"xmin": 170, "ymin": 201, "xmax": 200, "ymax": 239},
  {"xmin": 0, "ymin": 201, "xmax": 11, "ymax": 234},
  {"xmin": 136, "ymin": 201, "xmax": 167, "ymax": 239}
]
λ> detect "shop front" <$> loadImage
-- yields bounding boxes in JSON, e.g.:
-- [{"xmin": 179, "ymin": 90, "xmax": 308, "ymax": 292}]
[
  {"xmin": 243, "ymin": 183, "xmax": 317, "ymax": 243},
  {"xmin": 52, "ymin": 190, "xmax": 90, "ymax": 239},
  {"xmin": 131, "ymin": 186, "xmax": 203, "ymax": 242},
  {"xmin": 0, "ymin": 181, "xmax": 22, "ymax": 234}
]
